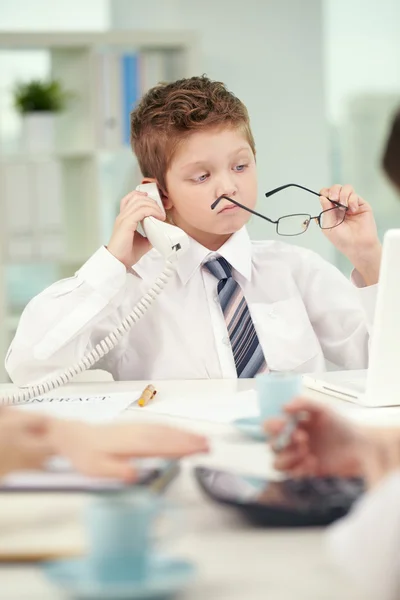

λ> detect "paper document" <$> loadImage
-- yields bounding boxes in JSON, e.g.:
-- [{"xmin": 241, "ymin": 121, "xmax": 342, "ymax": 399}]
[
  {"xmin": 132, "ymin": 390, "xmax": 259, "ymax": 424},
  {"xmin": 17, "ymin": 393, "xmax": 139, "ymax": 423},
  {"xmin": 0, "ymin": 470, "xmax": 131, "ymax": 491},
  {"xmin": 187, "ymin": 439, "xmax": 283, "ymax": 481}
]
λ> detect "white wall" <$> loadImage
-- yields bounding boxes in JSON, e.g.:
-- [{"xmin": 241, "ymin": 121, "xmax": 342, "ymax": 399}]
[
  {"xmin": 323, "ymin": 0, "xmax": 400, "ymax": 124},
  {"xmin": 111, "ymin": 0, "xmax": 333, "ymax": 260},
  {"xmin": 0, "ymin": 0, "xmax": 109, "ymax": 30}
]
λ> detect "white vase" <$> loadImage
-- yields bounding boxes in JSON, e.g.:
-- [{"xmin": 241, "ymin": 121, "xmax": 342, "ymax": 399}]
[{"xmin": 21, "ymin": 112, "xmax": 56, "ymax": 154}]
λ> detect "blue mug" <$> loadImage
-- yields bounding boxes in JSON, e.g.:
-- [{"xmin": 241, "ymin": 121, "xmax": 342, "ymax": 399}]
[
  {"xmin": 256, "ymin": 372, "xmax": 302, "ymax": 421},
  {"xmin": 85, "ymin": 489, "xmax": 179, "ymax": 584}
]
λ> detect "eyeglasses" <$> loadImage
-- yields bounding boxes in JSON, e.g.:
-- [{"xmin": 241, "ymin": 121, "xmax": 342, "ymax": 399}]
[{"xmin": 210, "ymin": 183, "xmax": 349, "ymax": 237}]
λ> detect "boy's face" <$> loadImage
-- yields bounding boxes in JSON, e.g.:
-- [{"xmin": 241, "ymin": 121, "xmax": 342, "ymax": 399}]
[{"xmin": 164, "ymin": 126, "xmax": 257, "ymax": 248}]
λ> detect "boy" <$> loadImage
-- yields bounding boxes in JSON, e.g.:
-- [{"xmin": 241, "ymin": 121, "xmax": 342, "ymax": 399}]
[{"xmin": 6, "ymin": 76, "xmax": 382, "ymax": 385}]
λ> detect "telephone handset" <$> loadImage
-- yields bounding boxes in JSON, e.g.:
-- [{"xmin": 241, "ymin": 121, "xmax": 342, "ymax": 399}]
[
  {"xmin": 0, "ymin": 183, "xmax": 189, "ymax": 405},
  {"xmin": 136, "ymin": 183, "xmax": 189, "ymax": 260}
]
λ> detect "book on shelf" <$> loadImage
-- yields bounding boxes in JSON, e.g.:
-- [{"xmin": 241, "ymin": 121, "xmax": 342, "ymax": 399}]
[
  {"xmin": 122, "ymin": 53, "xmax": 139, "ymax": 146},
  {"xmin": 0, "ymin": 159, "xmax": 65, "ymax": 262},
  {"xmin": 95, "ymin": 51, "xmax": 124, "ymax": 150},
  {"xmin": 95, "ymin": 49, "xmax": 182, "ymax": 150},
  {"xmin": 2, "ymin": 162, "xmax": 32, "ymax": 237}
]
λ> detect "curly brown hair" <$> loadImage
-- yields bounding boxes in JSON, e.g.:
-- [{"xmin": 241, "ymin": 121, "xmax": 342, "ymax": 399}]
[{"xmin": 130, "ymin": 75, "xmax": 255, "ymax": 192}]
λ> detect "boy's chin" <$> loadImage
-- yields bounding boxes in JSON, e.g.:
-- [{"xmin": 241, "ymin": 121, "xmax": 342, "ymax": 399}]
[
  {"xmin": 215, "ymin": 217, "xmax": 251, "ymax": 235},
  {"xmin": 216, "ymin": 225, "xmax": 244, "ymax": 236}
]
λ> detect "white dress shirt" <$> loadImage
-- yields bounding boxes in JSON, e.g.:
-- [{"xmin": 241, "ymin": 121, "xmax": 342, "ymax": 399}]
[
  {"xmin": 326, "ymin": 471, "xmax": 400, "ymax": 600},
  {"xmin": 5, "ymin": 227, "xmax": 377, "ymax": 386}
]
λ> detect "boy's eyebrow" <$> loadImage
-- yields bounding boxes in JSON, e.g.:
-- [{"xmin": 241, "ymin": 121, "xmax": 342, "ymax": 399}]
[{"xmin": 180, "ymin": 147, "xmax": 251, "ymax": 171}]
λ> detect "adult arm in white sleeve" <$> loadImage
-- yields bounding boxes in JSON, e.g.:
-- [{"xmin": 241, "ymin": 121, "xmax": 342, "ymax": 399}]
[{"xmin": 326, "ymin": 470, "xmax": 400, "ymax": 600}]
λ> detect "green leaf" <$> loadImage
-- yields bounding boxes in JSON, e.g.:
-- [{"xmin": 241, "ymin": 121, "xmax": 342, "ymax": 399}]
[{"xmin": 13, "ymin": 78, "xmax": 74, "ymax": 113}]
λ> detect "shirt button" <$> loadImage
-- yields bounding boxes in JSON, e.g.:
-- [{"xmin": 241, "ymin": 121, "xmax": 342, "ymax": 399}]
[
  {"xmin": 223, "ymin": 337, "xmax": 230, "ymax": 346},
  {"xmin": 269, "ymin": 310, "xmax": 277, "ymax": 319},
  {"xmin": 214, "ymin": 295, "xmax": 220, "ymax": 304}
]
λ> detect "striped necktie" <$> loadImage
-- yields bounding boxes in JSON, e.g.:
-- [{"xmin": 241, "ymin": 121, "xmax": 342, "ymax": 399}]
[{"xmin": 204, "ymin": 256, "xmax": 268, "ymax": 378}]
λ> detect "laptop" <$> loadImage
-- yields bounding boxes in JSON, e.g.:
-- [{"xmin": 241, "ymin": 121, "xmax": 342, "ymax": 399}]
[{"xmin": 302, "ymin": 229, "xmax": 400, "ymax": 407}]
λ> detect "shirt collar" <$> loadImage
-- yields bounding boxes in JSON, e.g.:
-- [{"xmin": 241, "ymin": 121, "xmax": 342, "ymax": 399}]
[
  {"xmin": 176, "ymin": 226, "xmax": 252, "ymax": 285},
  {"xmin": 133, "ymin": 226, "xmax": 252, "ymax": 286}
]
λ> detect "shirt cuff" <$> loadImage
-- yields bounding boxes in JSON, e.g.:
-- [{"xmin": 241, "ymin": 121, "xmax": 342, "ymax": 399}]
[
  {"xmin": 351, "ymin": 269, "xmax": 368, "ymax": 289},
  {"xmin": 77, "ymin": 247, "xmax": 127, "ymax": 301},
  {"xmin": 351, "ymin": 269, "xmax": 378, "ymax": 326}
]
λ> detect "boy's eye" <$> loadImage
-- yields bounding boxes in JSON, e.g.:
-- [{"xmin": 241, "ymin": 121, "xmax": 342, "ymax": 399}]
[
  {"xmin": 194, "ymin": 173, "xmax": 209, "ymax": 183},
  {"xmin": 234, "ymin": 164, "xmax": 248, "ymax": 172}
]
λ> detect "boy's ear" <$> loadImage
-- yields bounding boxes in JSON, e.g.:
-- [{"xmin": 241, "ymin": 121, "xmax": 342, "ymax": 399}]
[{"xmin": 141, "ymin": 177, "xmax": 172, "ymax": 209}]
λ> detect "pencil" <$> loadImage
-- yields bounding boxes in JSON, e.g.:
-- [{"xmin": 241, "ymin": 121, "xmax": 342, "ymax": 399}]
[{"xmin": 138, "ymin": 385, "xmax": 157, "ymax": 407}]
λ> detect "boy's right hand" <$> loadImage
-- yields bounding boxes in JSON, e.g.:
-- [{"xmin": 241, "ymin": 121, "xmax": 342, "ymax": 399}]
[{"xmin": 107, "ymin": 189, "xmax": 166, "ymax": 268}]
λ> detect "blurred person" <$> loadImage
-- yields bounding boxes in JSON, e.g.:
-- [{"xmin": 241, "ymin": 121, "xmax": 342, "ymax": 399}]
[
  {"xmin": 383, "ymin": 108, "xmax": 400, "ymax": 194},
  {"xmin": 0, "ymin": 408, "xmax": 209, "ymax": 480},
  {"xmin": 266, "ymin": 398, "xmax": 400, "ymax": 600}
]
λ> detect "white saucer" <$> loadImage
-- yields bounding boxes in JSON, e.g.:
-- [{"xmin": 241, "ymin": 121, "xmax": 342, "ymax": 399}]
[{"xmin": 43, "ymin": 554, "xmax": 196, "ymax": 599}]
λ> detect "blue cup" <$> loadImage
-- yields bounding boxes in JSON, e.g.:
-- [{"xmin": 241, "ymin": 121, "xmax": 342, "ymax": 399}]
[
  {"xmin": 256, "ymin": 372, "xmax": 302, "ymax": 421},
  {"xmin": 85, "ymin": 489, "xmax": 178, "ymax": 584}
]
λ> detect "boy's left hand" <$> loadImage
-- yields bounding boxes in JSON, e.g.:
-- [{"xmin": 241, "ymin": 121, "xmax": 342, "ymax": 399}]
[{"xmin": 320, "ymin": 184, "xmax": 382, "ymax": 285}]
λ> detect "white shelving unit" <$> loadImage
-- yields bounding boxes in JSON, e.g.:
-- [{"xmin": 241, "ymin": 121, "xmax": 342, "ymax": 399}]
[{"xmin": 0, "ymin": 30, "xmax": 198, "ymax": 381}]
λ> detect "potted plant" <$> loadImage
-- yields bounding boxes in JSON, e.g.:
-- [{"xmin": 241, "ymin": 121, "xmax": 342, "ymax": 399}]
[{"xmin": 13, "ymin": 78, "xmax": 71, "ymax": 153}]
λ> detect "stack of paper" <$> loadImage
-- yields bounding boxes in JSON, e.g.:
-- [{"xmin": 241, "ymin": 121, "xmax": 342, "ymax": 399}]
[{"xmin": 132, "ymin": 389, "xmax": 259, "ymax": 424}]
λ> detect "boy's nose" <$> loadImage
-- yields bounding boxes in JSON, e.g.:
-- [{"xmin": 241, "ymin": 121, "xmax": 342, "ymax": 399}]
[{"xmin": 215, "ymin": 182, "xmax": 238, "ymax": 200}]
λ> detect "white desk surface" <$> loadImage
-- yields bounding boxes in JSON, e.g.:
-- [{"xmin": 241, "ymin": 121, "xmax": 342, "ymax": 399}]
[{"xmin": 1, "ymin": 377, "xmax": 399, "ymax": 599}]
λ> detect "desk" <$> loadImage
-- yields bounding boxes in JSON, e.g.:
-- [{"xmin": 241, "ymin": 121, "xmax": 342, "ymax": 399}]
[{"xmin": 1, "ymin": 378, "xmax": 398, "ymax": 599}]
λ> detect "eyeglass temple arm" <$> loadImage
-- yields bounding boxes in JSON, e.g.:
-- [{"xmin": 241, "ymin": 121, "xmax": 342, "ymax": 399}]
[
  {"xmin": 265, "ymin": 183, "xmax": 320, "ymax": 198},
  {"xmin": 210, "ymin": 195, "xmax": 278, "ymax": 225},
  {"xmin": 265, "ymin": 183, "xmax": 348, "ymax": 210}
]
